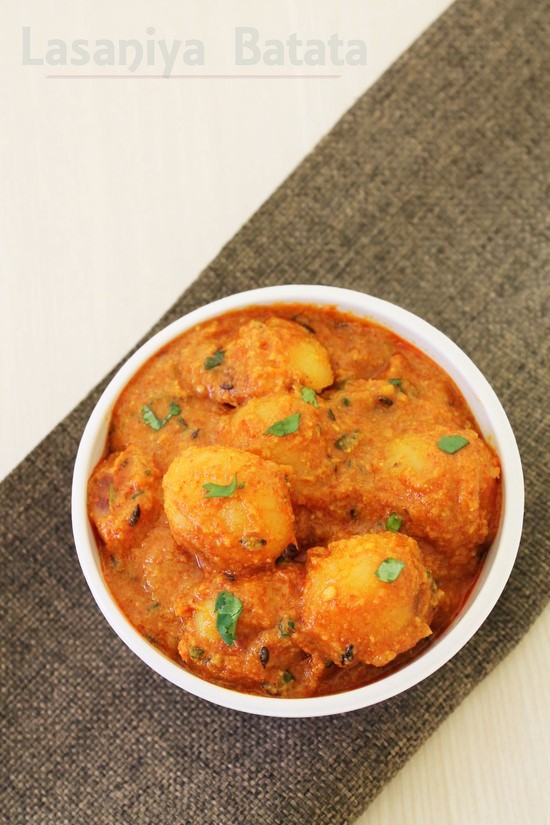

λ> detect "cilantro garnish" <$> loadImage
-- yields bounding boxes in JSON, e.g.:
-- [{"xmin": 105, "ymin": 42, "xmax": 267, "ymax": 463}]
[
  {"xmin": 203, "ymin": 474, "xmax": 240, "ymax": 499},
  {"xmin": 278, "ymin": 618, "xmax": 295, "ymax": 638},
  {"xmin": 437, "ymin": 435, "xmax": 470, "ymax": 454},
  {"xmin": 301, "ymin": 387, "xmax": 319, "ymax": 407},
  {"xmin": 204, "ymin": 349, "xmax": 225, "ymax": 370},
  {"xmin": 264, "ymin": 413, "xmax": 301, "ymax": 437},
  {"xmin": 214, "ymin": 591, "xmax": 243, "ymax": 646},
  {"xmin": 141, "ymin": 401, "xmax": 181, "ymax": 431},
  {"xmin": 386, "ymin": 513, "xmax": 403, "ymax": 532},
  {"xmin": 334, "ymin": 431, "xmax": 360, "ymax": 452},
  {"xmin": 375, "ymin": 558, "xmax": 406, "ymax": 583}
]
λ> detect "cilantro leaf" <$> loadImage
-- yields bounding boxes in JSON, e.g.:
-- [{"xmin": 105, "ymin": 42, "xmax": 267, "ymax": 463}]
[
  {"xmin": 437, "ymin": 435, "xmax": 470, "ymax": 454},
  {"xmin": 334, "ymin": 431, "xmax": 360, "ymax": 452},
  {"xmin": 204, "ymin": 349, "xmax": 225, "ymax": 370},
  {"xmin": 264, "ymin": 413, "xmax": 301, "ymax": 437},
  {"xmin": 386, "ymin": 513, "xmax": 403, "ymax": 532},
  {"xmin": 375, "ymin": 558, "xmax": 406, "ymax": 583},
  {"xmin": 141, "ymin": 401, "xmax": 181, "ymax": 431},
  {"xmin": 278, "ymin": 618, "xmax": 295, "ymax": 638},
  {"xmin": 214, "ymin": 591, "xmax": 243, "ymax": 646},
  {"xmin": 203, "ymin": 474, "xmax": 240, "ymax": 498},
  {"xmin": 301, "ymin": 387, "xmax": 319, "ymax": 407}
]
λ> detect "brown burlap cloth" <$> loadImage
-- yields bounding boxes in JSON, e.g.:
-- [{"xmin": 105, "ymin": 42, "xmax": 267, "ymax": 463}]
[{"xmin": 2, "ymin": 0, "xmax": 549, "ymax": 822}]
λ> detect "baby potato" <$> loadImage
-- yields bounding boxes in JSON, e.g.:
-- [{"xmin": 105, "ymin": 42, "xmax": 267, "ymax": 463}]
[
  {"xmin": 109, "ymin": 519, "xmax": 203, "ymax": 655},
  {"xmin": 379, "ymin": 352, "xmax": 475, "ymax": 421},
  {"xmin": 176, "ymin": 566, "xmax": 322, "ymax": 695},
  {"xmin": 324, "ymin": 378, "xmax": 458, "ymax": 479},
  {"xmin": 300, "ymin": 533, "xmax": 439, "ymax": 668},
  {"xmin": 88, "ymin": 445, "xmax": 161, "ymax": 551},
  {"xmin": 163, "ymin": 446, "xmax": 296, "ymax": 572},
  {"xmin": 372, "ymin": 427, "xmax": 501, "ymax": 554},
  {"xmin": 219, "ymin": 392, "xmax": 338, "ymax": 505},
  {"xmin": 195, "ymin": 318, "xmax": 334, "ymax": 404},
  {"xmin": 327, "ymin": 378, "xmax": 463, "ymax": 463},
  {"xmin": 140, "ymin": 518, "xmax": 202, "ymax": 609}
]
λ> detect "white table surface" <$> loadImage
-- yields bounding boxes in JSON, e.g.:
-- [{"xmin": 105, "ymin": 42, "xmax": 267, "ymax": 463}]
[{"xmin": 2, "ymin": 2, "xmax": 548, "ymax": 823}]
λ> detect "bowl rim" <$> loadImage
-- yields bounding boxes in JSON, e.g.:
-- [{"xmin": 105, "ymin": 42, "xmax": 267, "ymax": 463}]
[{"xmin": 72, "ymin": 284, "xmax": 524, "ymax": 717}]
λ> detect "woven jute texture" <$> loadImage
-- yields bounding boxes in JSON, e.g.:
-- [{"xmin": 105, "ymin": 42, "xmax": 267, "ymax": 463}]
[{"xmin": 2, "ymin": 0, "xmax": 549, "ymax": 822}]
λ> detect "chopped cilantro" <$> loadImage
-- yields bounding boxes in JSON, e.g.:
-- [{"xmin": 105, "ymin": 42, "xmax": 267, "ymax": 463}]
[
  {"xmin": 204, "ymin": 349, "xmax": 225, "ymax": 370},
  {"xmin": 386, "ymin": 513, "xmax": 403, "ymax": 532},
  {"xmin": 141, "ymin": 401, "xmax": 181, "ymax": 431},
  {"xmin": 301, "ymin": 387, "xmax": 319, "ymax": 407},
  {"xmin": 264, "ymin": 413, "xmax": 301, "ymax": 437},
  {"xmin": 203, "ymin": 474, "xmax": 240, "ymax": 499},
  {"xmin": 278, "ymin": 618, "xmax": 295, "ymax": 638},
  {"xmin": 214, "ymin": 591, "xmax": 243, "ymax": 646},
  {"xmin": 375, "ymin": 558, "xmax": 406, "ymax": 583},
  {"xmin": 437, "ymin": 435, "xmax": 470, "ymax": 454},
  {"xmin": 334, "ymin": 431, "xmax": 360, "ymax": 452}
]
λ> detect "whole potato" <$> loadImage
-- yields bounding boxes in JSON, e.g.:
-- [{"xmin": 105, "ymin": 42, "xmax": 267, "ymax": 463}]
[
  {"xmin": 163, "ymin": 446, "xmax": 296, "ymax": 573},
  {"xmin": 176, "ymin": 566, "xmax": 322, "ymax": 695},
  {"xmin": 300, "ymin": 533, "xmax": 439, "ymax": 667},
  {"xmin": 195, "ymin": 318, "xmax": 333, "ymax": 404},
  {"xmin": 88, "ymin": 444, "xmax": 161, "ymax": 551},
  {"xmin": 373, "ymin": 427, "xmax": 501, "ymax": 553},
  {"xmin": 220, "ymin": 392, "xmax": 338, "ymax": 506}
]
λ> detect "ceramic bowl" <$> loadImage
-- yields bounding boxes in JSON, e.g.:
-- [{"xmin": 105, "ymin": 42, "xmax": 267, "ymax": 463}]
[{"xmin": 72, "ymin": 285, "xmax": 524, "ymax": 717}]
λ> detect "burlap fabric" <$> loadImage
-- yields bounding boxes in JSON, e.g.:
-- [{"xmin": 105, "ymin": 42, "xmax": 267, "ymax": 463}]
[{"xmin": 2, "ymin": 0, "xmax": 549, "ymax": 822}]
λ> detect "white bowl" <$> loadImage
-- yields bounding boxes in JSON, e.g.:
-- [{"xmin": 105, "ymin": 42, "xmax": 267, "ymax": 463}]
[{"xmin": 72, "ymin": 285, "xmax": 524, "ymax": 717}]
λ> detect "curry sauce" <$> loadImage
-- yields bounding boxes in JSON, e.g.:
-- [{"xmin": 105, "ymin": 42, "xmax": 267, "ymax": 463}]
[{"xmin": 88, "ymin": 304, "xmax": 501, "ymax": 697}]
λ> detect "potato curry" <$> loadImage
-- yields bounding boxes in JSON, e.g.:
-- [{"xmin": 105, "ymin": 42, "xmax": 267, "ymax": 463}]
[{"xmin": 88, "ymin": 304, "xmax": 501, "ymax": 697}]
